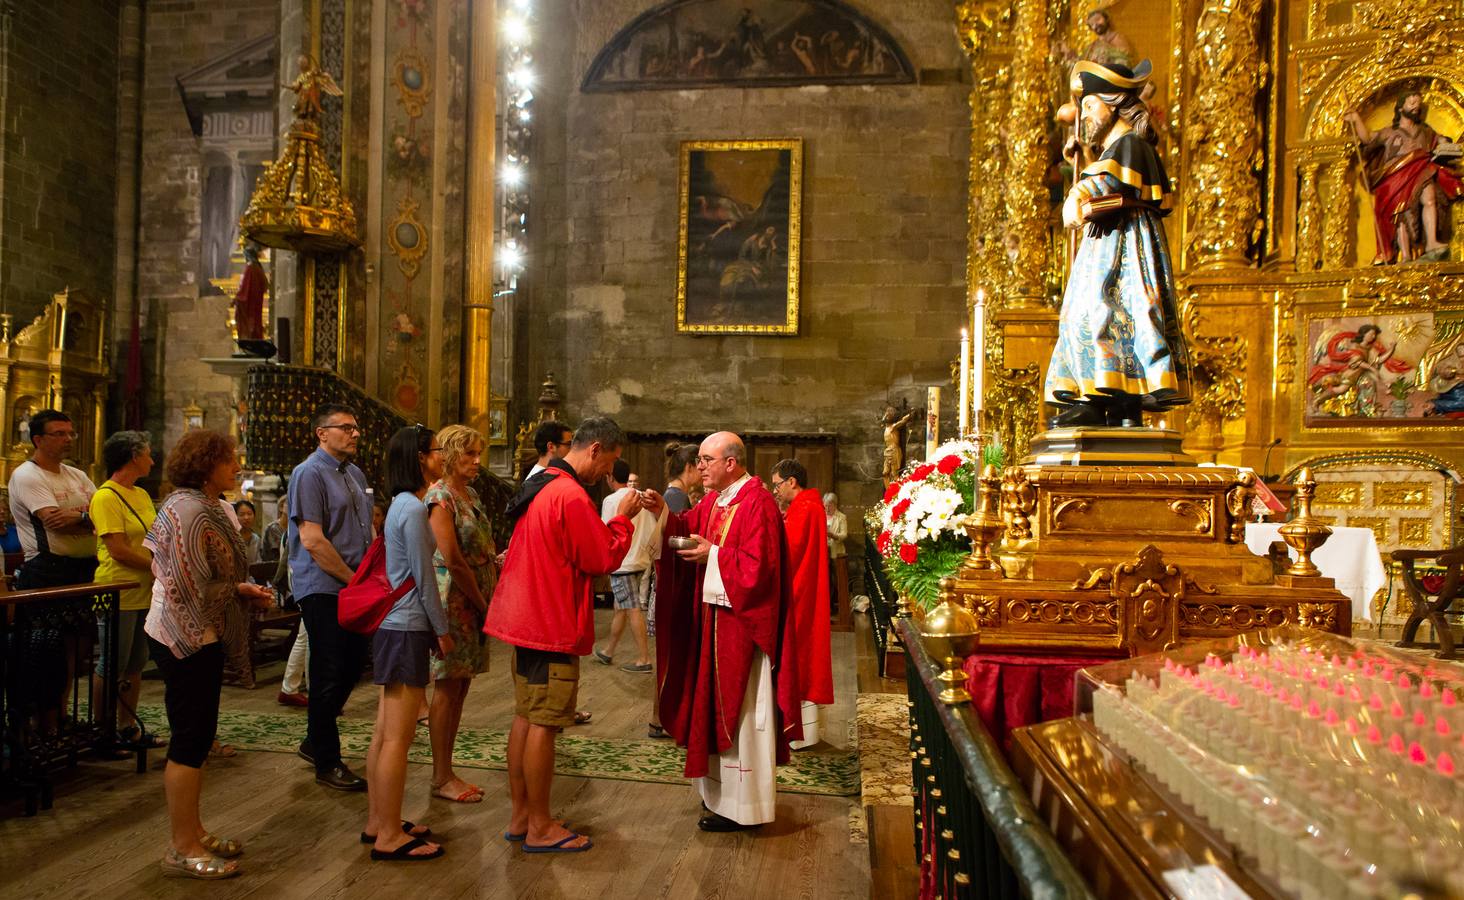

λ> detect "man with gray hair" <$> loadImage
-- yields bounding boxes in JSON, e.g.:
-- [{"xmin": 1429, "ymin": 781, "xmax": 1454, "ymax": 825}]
[
  {"xmin": 646, "ymin": 431, "xmax": 802, "ymax": 832},
  {"xmin": 486, "ymin": 415, "xmax": 643, "ymax": 852}
]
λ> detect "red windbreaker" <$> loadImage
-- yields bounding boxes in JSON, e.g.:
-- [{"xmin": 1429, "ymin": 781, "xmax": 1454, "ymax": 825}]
[{"xmin": 484, "ymin": 468, "xmax": 632, "ymax": 654}]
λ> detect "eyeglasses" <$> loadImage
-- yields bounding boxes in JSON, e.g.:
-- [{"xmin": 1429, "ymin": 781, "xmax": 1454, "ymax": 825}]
[
  {"xmin": 696, "ymin": 455, "xmax": 726, "ymax": 466},
  {"xmin": 771, "ymin": 478, "xmax": 786, "ymax": 489},
  {"xmin": 320, "ymin": 423, "xmax": 361, "ymax": 435},
  {"xmin": 41, "ymin": 430, "xmax": 76, "ymax": 439}
]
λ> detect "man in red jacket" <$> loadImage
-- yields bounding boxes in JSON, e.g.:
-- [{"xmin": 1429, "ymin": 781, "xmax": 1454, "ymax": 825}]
[
  {"xmin": 770, "ymin": 459, "xmax": 833, "ymax": 749},
  {"xmin": 485, "ymin": 416, "xmax": 641, "ymax": 853},
  {"xmin": 646, "ymin": 431, "xmax": 802, "ymax": 832}
]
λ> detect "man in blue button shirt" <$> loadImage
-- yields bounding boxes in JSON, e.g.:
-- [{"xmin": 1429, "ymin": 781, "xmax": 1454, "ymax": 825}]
[{"xmin": 288, "ymin": 403, "xmax": 375, "ymax": 791}]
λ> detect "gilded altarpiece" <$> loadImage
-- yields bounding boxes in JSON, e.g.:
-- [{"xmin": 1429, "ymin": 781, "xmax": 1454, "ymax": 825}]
[{"xmin": 958, "ymin": 0, "xmax": 1464, "ymax": 552}]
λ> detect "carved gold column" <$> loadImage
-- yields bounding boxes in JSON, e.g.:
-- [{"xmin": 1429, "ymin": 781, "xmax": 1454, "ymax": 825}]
[
  {"xmin": 1002, "ymin": 0, "xmax": 1051, "ymax": 306},
  {"xmin": 462, "ymin": 0, "xmax": 496, "ymax": 433},
  {"xmin": 1320, "ymin": 155, "xmax": 1352, "ymax": 270},
  {"xmin": 1185, "ymin": 0, "xmax": 1265, "ymax": 271},
  {"xmin": 1295, "ymin": 161, "xmax": 1322, "ymax": 272}
]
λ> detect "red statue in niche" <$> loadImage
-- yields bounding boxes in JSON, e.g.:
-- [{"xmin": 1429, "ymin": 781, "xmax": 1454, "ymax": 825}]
[{"xmin": 234, "ymin": 241, "xmax": 267, "ymax": 341}]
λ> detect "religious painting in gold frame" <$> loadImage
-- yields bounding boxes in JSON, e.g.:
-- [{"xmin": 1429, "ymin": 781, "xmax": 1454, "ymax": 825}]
[
  {"xmin": 487, "ymin": 396, "xmax": 510, "ymax": 447},
  {"xmin": 1301, "ymin": 307, "xmax": 1464, "ymax": 426},
  {"xmin": 676, "ymin": 139, "xmax": 802, "ymax": 335}
]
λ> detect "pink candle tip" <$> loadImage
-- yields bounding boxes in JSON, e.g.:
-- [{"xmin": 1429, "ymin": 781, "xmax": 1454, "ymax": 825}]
[
  {"xmin": 1398, "ymin": 674, "xmax": 1413, "ymax": 691},
  {"xmin": 1367, "ymin": 724, "xmax": 1383, "ymax": 744},
  {"xmin": 1389, "ymin": 733, "xmax": 1406, "ymax": 755},
  {"xmin": 1409, "ymin": 741, "xmax": 1429, "ymax": 765},
  {"xmin": 1447, "ymin": 691, "xmax": 1458, "ymax": 708},
  {"xmin": 1325, "ymin": 709, "xmax": 1340, "ymax": 726},
  {"xmin": 1438, "ymin": 717, "xmax": 1452, "ymax": 737},
  {"xmin": 1439, "ymin": 752, "xmax": 1456, "ymax": 776}
]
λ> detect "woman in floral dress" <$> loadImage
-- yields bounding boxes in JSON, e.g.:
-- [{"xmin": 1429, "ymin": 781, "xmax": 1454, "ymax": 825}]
[{"xmin": 424, "ymin": 424, "xmax": 495, "ymax": 802}]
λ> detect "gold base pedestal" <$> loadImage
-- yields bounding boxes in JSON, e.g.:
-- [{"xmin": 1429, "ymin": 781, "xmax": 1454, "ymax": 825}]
[
  {"xmin": 950, "ymin": 463, "xmax": 1350, "ymax": 657},
  {"xmin": 1024, "ymin": 426, "xmax": 1196, "ymax": 467}
]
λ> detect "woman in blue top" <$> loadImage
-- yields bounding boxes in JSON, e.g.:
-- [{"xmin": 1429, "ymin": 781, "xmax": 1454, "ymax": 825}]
[{"xmin": 363, "ymin": 425, "xmax": 454, "ymax": 862}]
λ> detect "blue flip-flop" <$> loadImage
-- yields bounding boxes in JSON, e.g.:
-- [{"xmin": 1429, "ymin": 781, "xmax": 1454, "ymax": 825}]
[
  {"xmin": 522, "ymin": 832, "xmax": 592, "ymax": 853},
  {"xmin": 506, "ymin": 824, "xmax": 573, "ymax": 842}
]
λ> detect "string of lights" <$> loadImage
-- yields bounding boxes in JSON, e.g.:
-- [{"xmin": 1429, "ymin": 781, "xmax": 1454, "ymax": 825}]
[{"xmin": 500, "ymin": 0, "xmax": 532, "ymax": 287}]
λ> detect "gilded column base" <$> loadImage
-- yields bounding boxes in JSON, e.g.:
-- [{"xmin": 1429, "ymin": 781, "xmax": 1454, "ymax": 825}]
[{"xmin": 954, "ymin": 463, "xmax": 1351, "ymax": 657}]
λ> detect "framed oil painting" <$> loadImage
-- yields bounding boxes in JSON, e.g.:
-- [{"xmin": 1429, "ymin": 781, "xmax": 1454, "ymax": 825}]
[
  {"xmin": 676, "ymin": 138, "xmax": 802, "ymax": 335},
  {"xmin": 1303, "ymin": 310, "xmax": 1464, "ymax": 426},
  {"xmin": 487, "ymin": 396, "xmax": 510, "ymax": 446}
]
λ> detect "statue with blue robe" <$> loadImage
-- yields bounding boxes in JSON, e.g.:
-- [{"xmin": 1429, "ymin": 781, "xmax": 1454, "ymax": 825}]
[{"xmin": 1045, "ymin": 59, "xmax": 1191, "ymax": 428}]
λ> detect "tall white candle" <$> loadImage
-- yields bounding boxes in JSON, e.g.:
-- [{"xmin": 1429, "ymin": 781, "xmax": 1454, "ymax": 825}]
[
  {"xmin": 926, "ymin": 386, "xmax": 941, "ymax": 460},
  {"xmin": 972, "ymin": 290, "xmax": 986, "ymax": 431},
  {"xmin": 958, "ymin": 328, "xmax": 971, "ymax": 436}
]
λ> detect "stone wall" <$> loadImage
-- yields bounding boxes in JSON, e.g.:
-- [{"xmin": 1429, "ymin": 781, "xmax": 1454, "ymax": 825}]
[
  {"xmin": 134, "ymin": 0, "xmax": 279, "ymax": 450},
  {"xmin": 0, "ymin": 0, "xmax": 118, "ymax": 325},
  {"xmin": 526, "ymin": 0, "xmax": 971, "ymax": 561}
]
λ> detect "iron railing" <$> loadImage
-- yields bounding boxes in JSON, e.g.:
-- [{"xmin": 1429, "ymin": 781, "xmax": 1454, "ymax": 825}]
[
  {"xmin": 1, "ymin": 581, "xmax": 141, "ymax": 816},
  {"xmin": 898, "ymin": 617, "xmax": 1093, "ymax": 900},
  {"xmin": 245, "ymin": 364, "xmax": 516, "ymax": 545},
  {"xmin": 865, "ymin": 531, "xmax": 896, "ymax": 663}
]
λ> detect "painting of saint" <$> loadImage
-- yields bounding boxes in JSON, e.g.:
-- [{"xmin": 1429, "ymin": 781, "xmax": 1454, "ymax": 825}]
[
  {"xmin": 1304, "ymin": 314, "xmax": 1438, "ymax": 424},
  {"xmin": 677, "ymin": 140, "xmax": 801, "ymax": 334},
  {"xmin": 582, "ymin": 0, "xmax": 912, "ymax": 91}
]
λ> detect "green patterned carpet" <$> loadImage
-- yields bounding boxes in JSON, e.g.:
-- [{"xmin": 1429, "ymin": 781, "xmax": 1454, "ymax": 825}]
[{"xmin": 135, "ymin": 705, "xmax": 859, "ymax": 797}]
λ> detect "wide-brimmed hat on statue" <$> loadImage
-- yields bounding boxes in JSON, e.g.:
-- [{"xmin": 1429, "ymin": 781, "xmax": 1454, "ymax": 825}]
[{"xmin": 1074, "ymin": 59, "xmax": 1153, "ymax": 98}]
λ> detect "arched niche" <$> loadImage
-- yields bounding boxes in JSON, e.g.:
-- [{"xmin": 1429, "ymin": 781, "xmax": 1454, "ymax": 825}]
[{"xmin": 581, "ymin": 0, "xmax": 914, "ymax": 92}]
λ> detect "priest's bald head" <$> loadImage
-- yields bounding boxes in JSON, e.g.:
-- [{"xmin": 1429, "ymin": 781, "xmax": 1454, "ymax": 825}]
[{"xmin": 697, "ymin": 431, "xmax": 747, "ymax": 493}]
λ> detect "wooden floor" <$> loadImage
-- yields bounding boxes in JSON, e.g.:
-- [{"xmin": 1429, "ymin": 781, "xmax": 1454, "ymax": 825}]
[{"xmin": 0, "ymin": 609, "xmax": 871, "ymax": 899}]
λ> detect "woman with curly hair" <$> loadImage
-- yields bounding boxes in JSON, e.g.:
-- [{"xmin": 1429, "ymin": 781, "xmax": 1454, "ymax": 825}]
[
  {"xmin": 424, "ymin": 424, "xmax": 495, "ymax": 802},
  {"xmin": 144, "ymin": 430, "xmax": 273, "ymax": 879}
]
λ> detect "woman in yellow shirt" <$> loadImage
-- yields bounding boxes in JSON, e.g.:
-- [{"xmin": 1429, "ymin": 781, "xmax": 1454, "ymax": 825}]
[{"xmin": 91, "ymin": 430, "xmax": 160, "ymax": 746}]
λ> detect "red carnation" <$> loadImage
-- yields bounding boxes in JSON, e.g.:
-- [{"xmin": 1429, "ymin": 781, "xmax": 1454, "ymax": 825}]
[
  {"xmin": 882, "ymin": 482, "xmax": 901, "ymax": 504},
  {"xmin": 877, "ymin": 530, "xmax": 892, "ymax": 554},
  {"xmin": 899, "ymin": 543, "xmax": 919, "ymax": 564},
  {"xmin": 911, "ymin": 464, "xmax": 936, "ymax": 481},
  {"xmin": 891, "ymin": 499, "xmax": 911, "ymax": 521},
  {"xmin": 937, "ymin": 454, "xmax": 962, "ymax": 475}
]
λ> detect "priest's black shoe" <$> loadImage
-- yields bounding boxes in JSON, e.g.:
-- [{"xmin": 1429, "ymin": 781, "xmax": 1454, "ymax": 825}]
[
  {"xmin": 297, "ymin": 740, "xmax": 315, "ymax": 767},
  {"xmin": 697, "ymin": 811, "xmax": 757, "ymax": 832},
  {"xmin": 316, "ymin": 763, "xmax": 366, "ymax": 792}
]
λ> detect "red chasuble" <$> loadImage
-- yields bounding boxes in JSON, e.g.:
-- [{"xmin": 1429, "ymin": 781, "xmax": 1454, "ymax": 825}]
[
  {"xmin": 655, "ymin": 476, "xmax": 803, "ymax": 778},
  {"xmin": 783, "ymin": 487, "xmax": 833, "ymax": 706}
]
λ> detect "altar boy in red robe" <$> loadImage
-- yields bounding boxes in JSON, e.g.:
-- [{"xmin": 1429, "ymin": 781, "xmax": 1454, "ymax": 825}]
[
  {"xmin": 770, "ymin": 458, "xmax": 834, "ymax": 749},
  {"xmin": 645, "ymin": 431, "xmax": 803, "ymax": 832}
]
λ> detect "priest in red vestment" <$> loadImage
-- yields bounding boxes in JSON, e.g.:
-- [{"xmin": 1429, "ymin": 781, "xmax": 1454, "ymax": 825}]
[
  {"xmin": 646, "ymin": 431, "xmax": 803, "ymax": 832},
  {"xmin": 233, "ymin": 241, "xmax": 267, "ymax": 341},
  {"xmin": 770, "ymin": 458, "xmax": 833, "ymax": 749}
]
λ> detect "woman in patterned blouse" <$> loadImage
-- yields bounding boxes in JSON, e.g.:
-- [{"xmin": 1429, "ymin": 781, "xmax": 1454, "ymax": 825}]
[{"xmin": 143, "ymin": 430, "xmax": 273, "ymax": 880}]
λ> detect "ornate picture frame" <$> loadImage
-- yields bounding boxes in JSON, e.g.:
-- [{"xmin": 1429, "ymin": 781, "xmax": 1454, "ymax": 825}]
[
  {"xmin": 676, "ymin": 139, "xmax": 802, "ymax": 335},
  {"xmin": 487, "ymin": 396, "xmax": 510, "ymax": 447}
]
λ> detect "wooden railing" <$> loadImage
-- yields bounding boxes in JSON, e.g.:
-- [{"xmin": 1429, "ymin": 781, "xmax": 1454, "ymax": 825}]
[
  {"xmin": 1, "ymin": 580, "xmax": 139, "ymax": 816},
  {"xmin": 898, "ymin": 617, "xmax": 1093, "ymax": 900},
  {"xmin": 245, "ymin": 364, "xmax": 517, "ymax": 545}
]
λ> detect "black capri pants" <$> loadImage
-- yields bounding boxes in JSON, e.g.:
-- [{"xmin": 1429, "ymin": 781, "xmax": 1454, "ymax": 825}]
[{"xmin": 147, "ymin": 638, "xmax": 225, "ymax": 768}]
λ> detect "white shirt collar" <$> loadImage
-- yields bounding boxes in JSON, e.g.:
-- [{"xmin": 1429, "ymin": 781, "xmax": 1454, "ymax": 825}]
[{"xmin": 716, "ymin": 472, "xmax": 753, "ymax": 507}]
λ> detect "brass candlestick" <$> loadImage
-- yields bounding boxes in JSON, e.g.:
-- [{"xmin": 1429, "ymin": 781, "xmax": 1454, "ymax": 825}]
[
  {"xmin": 960, "ymin": 464, "xmax": 1005, "ymax": 578},
  {"xmin": 1278, "ymin": 466, "xmax": 1332, "ymax": 578},
  {"xmin": 921, "ymin": 577, "xmax": 980, "ymax": 704}
]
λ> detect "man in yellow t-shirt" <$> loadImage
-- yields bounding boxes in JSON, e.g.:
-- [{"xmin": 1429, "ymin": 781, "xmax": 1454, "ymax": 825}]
[{"xmin": 91, "ymin": 431, "xmax": 160, "ymax": 744}]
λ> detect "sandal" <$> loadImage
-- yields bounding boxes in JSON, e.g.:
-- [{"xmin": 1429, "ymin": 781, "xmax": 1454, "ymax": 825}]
[
  {"xmin": 432, "ymin": 781, "xmax": 484, "ymax": 803},
  {"xmin": 209, "ymin": 740, "xmax": 237, "ymax": 758},
  {"xmin": 360, "ymin": 820, "xmax": 431, "ymax": 843},
  {"xmin": 200, "ymin": 833, "xmax": 243, "ymax": 858},
  {"xmin": 119, "ymin": 725, "xmax": 166, "ymax": 749},
  {"xmin": 523, "ymin": 831, "xmax": 593, "ymax": 853},
  {"xmin": 161, "ymin": 848, "xmax": 240, "ymax": 880},
  {"xmin": 648, "ymin": 723, "xmax": 669, "ymax": 739},
  {"xmin": 370, "ymin": 836, "xmax": 445, "ymax": 861},
  {"xmin": 573, "ymin": 710, "xmax": 592, "ymax": 725}
]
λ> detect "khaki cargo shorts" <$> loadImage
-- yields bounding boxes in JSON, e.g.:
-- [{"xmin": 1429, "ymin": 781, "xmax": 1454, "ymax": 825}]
[{"xmin": 511, "ymin": 646, "xmax": 579, "ymax": 730}]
